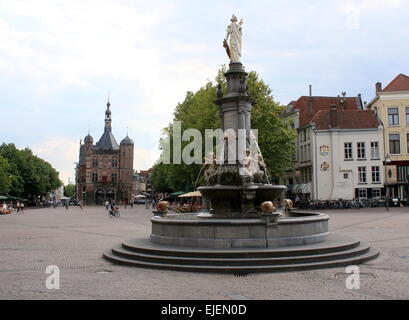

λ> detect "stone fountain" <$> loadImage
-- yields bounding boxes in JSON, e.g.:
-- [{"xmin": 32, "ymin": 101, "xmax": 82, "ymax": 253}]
[{"xmin": 103, "ymin": 16, "xmax": 379, "ymax": 272}]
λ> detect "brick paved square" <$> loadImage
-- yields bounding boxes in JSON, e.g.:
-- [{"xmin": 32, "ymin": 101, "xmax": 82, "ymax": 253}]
[{"xmin": 1, "ymin": 205, "xmax": 408, "ymax": 299}]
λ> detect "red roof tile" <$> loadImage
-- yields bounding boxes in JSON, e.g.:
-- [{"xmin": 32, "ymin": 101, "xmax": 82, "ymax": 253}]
[
  {"xmin": 312, "ymin": 109, "xmax": 379, "ymax": 130},
  {"xmin": 290, "ymin": 96, "xmax": 361, "ymax": 127},
  {"xmin": 382, "ymin": 74, "xmax": 409, "ymax": 92}
]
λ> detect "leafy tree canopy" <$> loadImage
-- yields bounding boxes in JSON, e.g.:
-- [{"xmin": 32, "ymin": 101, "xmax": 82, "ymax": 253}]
[
  {"xmin": 64, "ymin": 184, "xmax": 76, "ymax": 198},
  {"xmin": 0, "ymin": 143, "xmax": 62, "ymax": 197},
  {"xmin": 152, "ymin": 67, "xmax": 296, "ymax": 193}
]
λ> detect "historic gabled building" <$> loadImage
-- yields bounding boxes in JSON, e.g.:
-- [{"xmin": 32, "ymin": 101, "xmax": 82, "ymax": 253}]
[
  {"xmin": 367, "ymin": 73, "xmax": 409, "ymax": 201},
  {"xmin": 309, "ymin": 107, "xmax": 383, "ymax": 200},
  {"xmin": 280, "ymin": 92, "xmax": 365, "ymax": 201},
  {"xmin": 76, "ymin": 100, "xmax": 135, "ymax": 205}
]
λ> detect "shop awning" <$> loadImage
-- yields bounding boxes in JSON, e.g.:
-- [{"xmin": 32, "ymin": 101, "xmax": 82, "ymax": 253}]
[
  {"xmin": 177, "ymin": 191, "xmax": 202, "ymax": 198},
  {"xmin": 168, "ymin": 191, "xmax": 186, "ymax": 197}
]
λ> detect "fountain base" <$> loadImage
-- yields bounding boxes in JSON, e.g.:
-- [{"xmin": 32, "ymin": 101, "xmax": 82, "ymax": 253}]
[
  {"xmin": 103, "ymin": 211, "xmax": 379, "ymax": 272},
  {"xmin": 149, "ymin": 211, "xmax": 328, "ymax": 248},
  {"xmin": 103, "ymin": 232, "xmax": 379, "ymax": 273}
]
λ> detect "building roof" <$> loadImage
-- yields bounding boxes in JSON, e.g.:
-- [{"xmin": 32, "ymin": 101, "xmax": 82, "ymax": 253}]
[
  {"xmin": 290, "ymin": 96, "xmax": 362, "ymax": 127},
  {"xmin": 138, "ymin": 169, "xmax": 152, "ymax": 176},
  {"xmin": 95, "ymin": 127, "xmax": 120, "ymax": 150},
  {"xmin": 84, "ymin": 134, "xmax": 93, "ymax": 143},
  {"xmin": 311, "ymin": 109, "xmax": 379, "ymax": 130},
  {"xmin": 382, "ymin": 73, "xmax": 409, "ymax": 92},
  {"xmin": 120, "ymin": 135, "xmax": 134, "ymax": 145}
]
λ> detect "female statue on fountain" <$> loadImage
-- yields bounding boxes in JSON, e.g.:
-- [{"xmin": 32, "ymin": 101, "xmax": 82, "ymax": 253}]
[{"xmin": 224, "ymin": 15, "xmax": 244, "ymax": 62}]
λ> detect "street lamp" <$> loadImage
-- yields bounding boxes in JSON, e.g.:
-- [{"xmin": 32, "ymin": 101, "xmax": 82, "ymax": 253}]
[{"xmin": 385, "ymin": 153, "xmax": 391, "ymax": 211}]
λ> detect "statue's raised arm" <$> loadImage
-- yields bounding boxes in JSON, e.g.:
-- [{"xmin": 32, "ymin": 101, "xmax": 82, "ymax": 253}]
[{"xmin": 223, "ymin": 15, "xmax": 243, "ymax": 63}]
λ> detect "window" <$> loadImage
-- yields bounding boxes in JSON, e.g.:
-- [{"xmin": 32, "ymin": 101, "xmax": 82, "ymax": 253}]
[
  {"xmin": 112, "ymin": 158, "xmax": 118, "ymax": 168},
  {"xmin": 343, "ymin": 173, "xmax": 349, "ymax": 179},
  {"xmin": 358, "ymin": 167, "xmax": 367, "ymax": 183},
  {"xmin": 389, "ymin": 134, "xmax": 401, "ymax": 154},
  {"xmin": 92, "ymin": 158, "xmax": 98, "ymax": 168},
  {"xmin": 388, "ymin": 107, "xmax": 399, "ymax": 125},
  {"xmin": 300, "ymin": 130, "xmax": 306, "ymax": 142},
  {"xmin": 372, "ymin": 188, "xmax": 381, "ymax": 198},
  {"xmin": 358, "ymin": 188, "xmax": 367, "ymax": 199},
  {"xmin": 92, "ymin": 173, "xmax": 98, "ymax": 182},
  {"xmin": 357, "ymin": 142, "xmax": 366, "ymax": 159},
  {"xmin": 407, "ymin": 133, "xmax": 409, "ymax": 153},
  {"xmin": 397, "ymin": 166, "xmax": 409, "ymax": 182},
  {"xmin": 111, "ymin": 173, "xmax": 117, "ymax": 183},
  {"xmin": 307, "ymin": 143, "xmax": 311, "ymax": 161},
  {"xmin": 406, "ymin": 107, "xmax": 409, "ymax": 125},
  {"xmin": 370, "ymin": 142, "xmax": 379, "ymax": 159},
  {"xmin": 371, "ymin": 166, "xmax": 380, "ymax": 183},
  {"xmin": 344, "ymin": 142, "xmax": 353, "ymax": 159}
]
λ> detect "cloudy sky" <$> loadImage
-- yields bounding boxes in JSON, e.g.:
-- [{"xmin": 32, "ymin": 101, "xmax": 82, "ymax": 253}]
[{"xmin": 0, "ymin": 0, "xmax": 408, "ymax": 184}]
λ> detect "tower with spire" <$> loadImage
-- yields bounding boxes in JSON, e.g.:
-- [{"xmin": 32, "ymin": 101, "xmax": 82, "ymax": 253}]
[{"xmin": 76, "ymin": 97, "xmax": 135, "ymax": 205}]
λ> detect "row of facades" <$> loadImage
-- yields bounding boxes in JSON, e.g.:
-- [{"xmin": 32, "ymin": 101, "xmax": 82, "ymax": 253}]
[{"xmin": 280, "ymin": 73, "xmax": 409, "ymax": 202}]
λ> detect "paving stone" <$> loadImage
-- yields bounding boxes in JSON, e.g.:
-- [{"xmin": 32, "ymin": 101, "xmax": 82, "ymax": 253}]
[{"xmin": 0, "ymin": 205, "xmax": 408, "ymax": 299}]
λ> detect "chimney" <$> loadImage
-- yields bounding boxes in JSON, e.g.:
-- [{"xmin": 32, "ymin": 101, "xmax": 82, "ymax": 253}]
[
  {"xmin": 375, "ymin": 82, "xmax": 382, "ymax": 94},
  {"xmin": 330, "ymin": 104, "xmax": 338, "ymax": 128},
  {"xmin": 309, "ymin": 85, "xmax": 312, "ymax": 97}
]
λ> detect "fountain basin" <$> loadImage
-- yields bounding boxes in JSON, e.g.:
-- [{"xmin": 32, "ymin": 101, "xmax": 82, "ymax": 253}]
[
  {"xmin": 198, "ymin": 184, "xmax": 287, "ymax": 218},
  {"xmin": 150, "ymin": 211, "xmax": 329, "ymax": 249}
]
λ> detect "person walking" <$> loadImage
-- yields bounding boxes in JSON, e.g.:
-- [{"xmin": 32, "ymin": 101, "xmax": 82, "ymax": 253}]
[
  {"xmin": 79, "ymin": 200, "xmax": 83, "ymax": 210},
  {"xmin": 20, "ymin": 202, "xmax": 24, "ymax": 213},
  {"xmin": 105, "ymin": 200, "xmax": 109, "ymax": 210},
  {"xmin": 65, "ymin": 200, "xmax": 69, "ymax": 210},
  {"xmin": 16, "ymin": 202, "xmax": 20, "ymax": 213},
  {"xmin": 295, "ymin": 195, "xmax": 300, "ymax": 208},
  {"xmin": 151, "ymin": 198, "xmax": 156, "ymax": 209}
]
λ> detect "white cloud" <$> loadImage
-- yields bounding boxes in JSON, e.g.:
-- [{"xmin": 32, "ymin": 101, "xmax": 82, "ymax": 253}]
[
  {"xmin": 0, "ymin": 0, "xmax": 221, "ymax": 177},
  {"xmin": 31, "ymin": 136, "xmax": 79, "ymax": 185}
]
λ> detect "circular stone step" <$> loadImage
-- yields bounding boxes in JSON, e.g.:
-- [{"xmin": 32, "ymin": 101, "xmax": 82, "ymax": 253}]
[{"xmin": 103, "ymin": 233, "xmax": 379, "ymax": 273}]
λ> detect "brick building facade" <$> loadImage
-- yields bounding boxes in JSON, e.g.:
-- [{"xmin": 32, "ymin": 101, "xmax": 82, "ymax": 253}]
[{"xmin": 76, "ymin": 100, "xmax": 135, "ymax": 205}]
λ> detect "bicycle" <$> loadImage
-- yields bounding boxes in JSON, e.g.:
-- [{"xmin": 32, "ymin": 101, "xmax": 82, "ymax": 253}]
[{"xmin": 108, "ymin": 206, "xmax": 120, "ymax": 218}]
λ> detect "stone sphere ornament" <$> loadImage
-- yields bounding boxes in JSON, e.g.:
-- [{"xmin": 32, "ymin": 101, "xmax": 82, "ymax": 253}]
[
  {"xmin": 157, "ymin": 201, "xmax": 168, "ymax": 212},
  {"xmin": 260, "ymin": 201, "xmax": 275, "ymax": 213}
]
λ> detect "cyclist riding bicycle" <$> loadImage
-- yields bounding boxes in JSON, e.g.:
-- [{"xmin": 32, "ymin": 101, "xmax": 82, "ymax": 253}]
[{"xmin": 108, "ymin": 201, "xmax": 120, "ymax": 218}]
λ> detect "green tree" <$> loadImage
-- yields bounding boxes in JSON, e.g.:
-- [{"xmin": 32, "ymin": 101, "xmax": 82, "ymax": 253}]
[
  {"xmin": 64, "ymin": 184, "xmax": 76, "ymax": 197},
  {"xmin": 0, "ymin": 155, "xmax": 12, "ymax": 195},
  {"xmin": 0, "ymin": 143, "xmax": 62, "ymax": 198},
  {"xmin": 152, "ymin": 68, "xmax": 296, "ymax": 193}
]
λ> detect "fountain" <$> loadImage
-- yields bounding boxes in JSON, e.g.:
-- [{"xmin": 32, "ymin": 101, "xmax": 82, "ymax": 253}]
[{"xmin": 103, "ymin": 16, "xmax": 379, "ymax": 272}]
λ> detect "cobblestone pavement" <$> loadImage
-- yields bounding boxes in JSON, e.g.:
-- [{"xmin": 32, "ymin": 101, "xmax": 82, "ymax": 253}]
[{"xmin": 0, "ymin": 205, "xmax": 408, "ymax": 300}]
